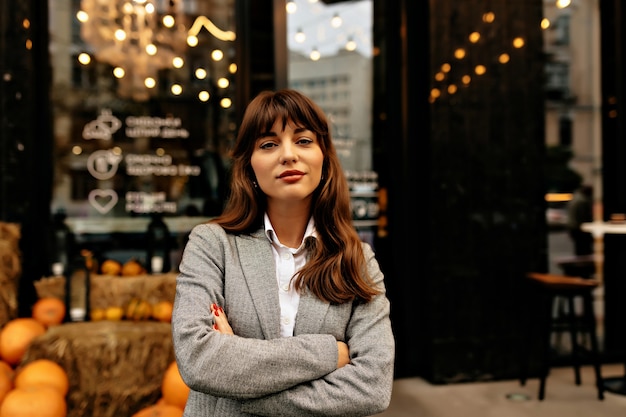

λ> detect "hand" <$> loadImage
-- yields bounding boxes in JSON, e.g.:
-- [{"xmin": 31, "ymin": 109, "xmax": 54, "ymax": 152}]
[
  {"xmin": 211, "ymin": 303, "xmax": 234, "ymax": 335},
  {"xmin": 336, "ymin": 341, "xmax": 350, "ymax": 368}
]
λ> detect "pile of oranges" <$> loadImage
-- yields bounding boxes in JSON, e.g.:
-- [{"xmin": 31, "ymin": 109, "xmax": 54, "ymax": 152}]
[{"xmin": 0, "ymin": 297, "xmax": 69, "ymax": 417}]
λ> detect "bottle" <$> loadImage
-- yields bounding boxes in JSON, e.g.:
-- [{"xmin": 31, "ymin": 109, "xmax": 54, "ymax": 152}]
[
  {"xmin": 49, "ymin": 210, "xmax": 75, "ymax": 276},
  {"xmin": 146, "ymin": 213, "xmax": 171, "ymax": 274}
]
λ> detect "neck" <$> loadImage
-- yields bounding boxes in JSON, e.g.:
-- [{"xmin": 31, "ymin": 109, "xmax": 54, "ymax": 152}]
[{"xmin": 267, "ymin": 201, "xmax": 311, "ymax": 248}]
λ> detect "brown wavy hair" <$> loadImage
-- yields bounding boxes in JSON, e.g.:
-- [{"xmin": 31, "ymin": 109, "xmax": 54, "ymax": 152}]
[{"xmin": 213, "ymin": 89, "xmax": 380, "ymax": 303}]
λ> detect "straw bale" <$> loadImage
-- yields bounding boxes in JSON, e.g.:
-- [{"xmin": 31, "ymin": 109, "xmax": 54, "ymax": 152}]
[
  {"xmin": 22, "ymin": 321, "xmax": 174, "ymax": 417},
  {"xmin": 34, "ymin": 273, "xmax": 178, "ymax": 309},
  {"xmin": 0, "ymin": 222, "xmax": 21, "ymax": 327}
]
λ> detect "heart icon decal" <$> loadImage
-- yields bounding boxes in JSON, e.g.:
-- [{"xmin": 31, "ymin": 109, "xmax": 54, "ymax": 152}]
[{"xmin": 88, "ymin": 189, "xmax": 119, "ymax": 214}]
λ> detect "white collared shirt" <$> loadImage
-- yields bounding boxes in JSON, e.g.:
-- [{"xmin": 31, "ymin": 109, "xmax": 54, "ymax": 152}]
[{"xmin": 264, "ymin": 213, "xmax": 316, "ymax": 337}]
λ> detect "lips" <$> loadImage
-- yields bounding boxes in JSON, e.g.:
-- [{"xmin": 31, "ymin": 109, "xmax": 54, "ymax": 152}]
[
  {"xmin": 278, "ymin": 170, "xmax": 304, "ymax": 178},
  {"xmin": 278, "ymin": 170, "xmax": 305, "ymax": 182}
]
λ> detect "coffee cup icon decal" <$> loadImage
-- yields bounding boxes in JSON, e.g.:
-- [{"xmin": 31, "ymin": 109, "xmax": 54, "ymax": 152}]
[{"xmin": 87, "ymin": 150, "xmax": 123, "ymax": 180}]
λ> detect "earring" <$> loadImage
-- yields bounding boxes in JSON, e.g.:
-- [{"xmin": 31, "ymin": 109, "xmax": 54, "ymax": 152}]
[{"xmin": 252, "ymin": 180, "xmax": 258, "ymax": 188}]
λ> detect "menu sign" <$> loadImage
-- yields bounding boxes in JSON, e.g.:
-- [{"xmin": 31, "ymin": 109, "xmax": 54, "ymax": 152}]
[{"xmin": 80, "ymin": 109, "xmax": 202, "ymax": 216}]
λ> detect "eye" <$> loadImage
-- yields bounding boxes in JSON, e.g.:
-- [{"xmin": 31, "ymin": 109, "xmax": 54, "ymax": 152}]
[
  {"xmin": 296, "ymin": 137, "xmax": 314, "ymax": 145},
  {"xmin": 258, "ymin": 140, "xmax": 277, "ymax": 150}
]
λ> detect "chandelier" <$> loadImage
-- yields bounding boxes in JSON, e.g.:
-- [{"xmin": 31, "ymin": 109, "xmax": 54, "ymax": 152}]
[{"xmin": 78, "ymin": 0, "xmax": 236, "ymax": 102}]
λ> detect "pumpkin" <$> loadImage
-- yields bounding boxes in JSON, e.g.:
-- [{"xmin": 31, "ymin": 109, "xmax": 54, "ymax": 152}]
[
  {"xmin": 151, "ymin": 301, "xmax": 173, "ymax": 323},
  {"xmin": 131, "ymin": 403, "xmax": 183, "ymax": 417},
  {"xmin": 32, "ymin": 297, "xmax": 66, "ymax": 327},
  {"xmin": 126, "ymin": 298, "xmax": 152, "ymax": 321},
  {"xmin": 0, "ymin": 318, "xmax": 46, "ymax": 366},
  {"xmin": 122, "ymin": 259, "xmax": 146, "ymax": 276},
  {"xmin": 0, "ymin": 360, "xmax": 14, "ymax": 403},
  {"xmin": 14, "ymin": 359, "xmax": 69, "ymax": 396},
  {"xmin": 100, "ymin": 259, "xmax": 122, "ymax": 275},
  {"xmin": 161, "ymin": 361, "xmax": 189, "ymax": 410},
  {"xmin": 0, "ymin": 385, "xmax": 66, "ymax": 417}
]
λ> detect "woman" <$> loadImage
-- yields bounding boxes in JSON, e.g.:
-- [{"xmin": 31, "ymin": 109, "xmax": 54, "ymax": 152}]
[{"xmin": 172, "ymin": 89, "xmax": 395, "ymax": 416}]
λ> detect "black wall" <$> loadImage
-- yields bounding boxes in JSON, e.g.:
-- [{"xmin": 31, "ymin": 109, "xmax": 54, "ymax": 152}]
[{"xmin": 373, "ymin": 0, "xmax": 548, "ymax": 382}]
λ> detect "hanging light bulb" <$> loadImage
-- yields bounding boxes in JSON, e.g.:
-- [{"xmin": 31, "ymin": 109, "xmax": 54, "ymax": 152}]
[
  {"xmin": 310, "ymin": 47, "xmax": 321, "ymax": 61},
  {"xmin": 295, "ymin": 28, "xmax": 306, "ymax": 43},
  {"xmin": 345, "ymin": 37, "xmax": 357, "ymax": 51},
  {"xmin": 331, "ymin": 13, "xmax": 342, "ymax": 28}
]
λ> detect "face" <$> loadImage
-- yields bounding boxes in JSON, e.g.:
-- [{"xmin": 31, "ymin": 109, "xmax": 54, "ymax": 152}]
[{"xmin": 251, "ymin": 118, "xmax": 324, "ymax": 207}]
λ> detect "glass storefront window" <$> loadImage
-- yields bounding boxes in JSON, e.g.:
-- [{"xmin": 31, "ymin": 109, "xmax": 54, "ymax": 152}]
[
  {"xmin": 49, "ymin": 0, "xmax": 237, "ymax": 269},
  {"xmin": 286, "ymin": 0, "xmax": 378, "ymax": 246}
]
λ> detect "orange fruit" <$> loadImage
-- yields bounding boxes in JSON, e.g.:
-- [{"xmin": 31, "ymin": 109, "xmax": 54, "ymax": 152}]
[
  {"xmin": 0, "ymin": 360, "xmax": 14, "ymax": 403},
  {"xmin": 151, "ymin": 301, "xmax": 173, "ymax": 323},
  {"xmin": 32, "ymin": 297, "xmax": 66, "ymax": 327},
  {"xmin": 14, "ymin": 359, "xmax": 69, "ymax": 396},
  {"xmin": 122, "ymin": 259, "xmax": 146, "ymax": 277},
  {"xmin": 0, "ymin": 385, "xmax": 66, "ymax": 417},
  {"xmin": 0, "ymin": 318, "xmax": 46, "ymax": 366},
  {"xmin": 161, "ymin": 361, "xmax": 189, "ymax": 410},
  {"xmin": 104, "ymin": 306, "xmax": 124, "ymax": 321},
  {"xmin": 100, "ymin": 259, "xmax": 122, "ymax": 275}
]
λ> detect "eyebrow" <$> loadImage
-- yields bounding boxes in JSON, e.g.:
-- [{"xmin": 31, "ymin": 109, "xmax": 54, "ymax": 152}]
[{"xmin": 258, "ymin": 126, "xmax": 309, "ymax": 138}]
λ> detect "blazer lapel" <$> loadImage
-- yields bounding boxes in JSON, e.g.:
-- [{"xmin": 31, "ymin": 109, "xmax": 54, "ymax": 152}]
[
  {"xmin": 236, "ymin": 229, "xmax": 282, "ymax": 340},
  {"xmin": 294, "ymin": 289, "xmax": 330, "ymax": 335}
]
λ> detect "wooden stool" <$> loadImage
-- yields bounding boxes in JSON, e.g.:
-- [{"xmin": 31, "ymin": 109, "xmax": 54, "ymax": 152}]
[{"xmin": 520, "ymin": 272, "xmax": 604, "ymax": 400}]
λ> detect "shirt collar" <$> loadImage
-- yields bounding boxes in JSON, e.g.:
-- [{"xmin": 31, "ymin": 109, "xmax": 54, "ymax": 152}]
[{"xmin": 264, "ymin": 213, "xmax": 317, "ymax": 251}]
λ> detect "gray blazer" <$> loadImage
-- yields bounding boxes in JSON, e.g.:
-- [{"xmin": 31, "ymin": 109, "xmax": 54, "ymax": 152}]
[{"xmin": 172, "ymin": 222, "xmax": 395, "ymax": 417}]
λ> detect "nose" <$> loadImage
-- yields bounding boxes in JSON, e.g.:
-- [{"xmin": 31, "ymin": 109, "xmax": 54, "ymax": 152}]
[{"xmin": 280, "ymin": 142, "xmax": 297, "ymax": 165}]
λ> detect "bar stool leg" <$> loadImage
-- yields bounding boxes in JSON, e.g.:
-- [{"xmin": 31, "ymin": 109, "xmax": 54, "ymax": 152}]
[
  {"xmin": 567, "ymin": 295, "xmax": 582, "ymax": 385},
  {"xmin": 538, "ymin": 293, "xmax": 555, "ymax": 400},
  {"xmin": 583, "ymin": 292, "xmax": 604, "ymax": 400}
]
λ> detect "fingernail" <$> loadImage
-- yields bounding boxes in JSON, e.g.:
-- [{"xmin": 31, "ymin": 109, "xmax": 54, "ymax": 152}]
[
  {"xmin": 214, "ymin": 309, "xmax": 220, "ymax": 317},
  {"xmin": 213, "ymin": 324, "xmax": 218, "ymax": 330},
  {"xmin": 211, "ymin": 303, "xmax": 217, "ymax": 310},
  {"xmin": 219, "ymin": 307, "xmax": 224, "ymax": 313}
]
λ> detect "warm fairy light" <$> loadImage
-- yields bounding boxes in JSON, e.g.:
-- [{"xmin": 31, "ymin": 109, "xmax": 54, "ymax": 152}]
[
  {"xmin": 195, "ymin": 68, "xmax": 207, "ymax": 79},
  {"xmin": 211, "ymin": 49, "xmax": 224, "ymax": 61},
  {"xmin": 499, "ymin": 53, "xmax": 510, "ymax": 64},
  {"xmin": 78, "ymin": 53, "xmax": 91, "ymax": 65},
  {"xmin": 198, "ymin": 91, "xmax": 210, "ymax": 101},
  {"xmin": 462, "ymin": 75, "xmax": 471, "ymax": 85},
  {"xmin": 156, "ymin": 148, "xmax": 165, "ymax": 156},
  {"xmin": 475, "ymin": 65, "xmax": 486, "ymax": 75},
  {"xmin": 435, "ymin": 72, "xmax": 445, "ymax": 82},
  {"xmin": 113, "ymin": 67, "xmax": 125, "ymax": 78},
  {"xmin": 482, "ymin": 12, "xmax": 495, "ymax": 23},
  {"xmin": 220, "ymin": 98, "xmax": 232, "ymax": 108},
  {"xmin": 172, "ymin": 57, "xmax": 184, "ymax": 68},
  {"xmin": 345, "ymin": 38, "xmax": 357, "ymax": 51},
  {"xmin": 441, "ymin": 63, "xmax": 451, "ymax": 73},
  {"xmin": 144, "ymin": 77, "xmax": 156, "ymax": 89},
  {"xmin": 162, "ymin": 15, "xmax": 175, "ymax": 28},
  {"xmin": 146, "ymin": 44, "xmax": 157, "ymax": 56},
  {"xmin": 114, "ymin": 29, "xmax": 126, "ymax": 41},
  {"xmin": 469, "ymin": 32, "xmax": 480, "ymax": 43},
  {"xmin": 171, "ymin": 84, "xmax": 183, "ymax": 95},
  {"xmin": 310, "ymin": 48, "xmax": 321, "ymax": 61},
  {"xmin": 26, "ymin": 39, "xmax": 32, "ymax": 50},
  {"xmin": 430, "ymin": 88, "xmax": 441, "ymax": 98},
  {"xmin": 286, "ymin": 1, "xmax": 297, "ymax": 13},
  {"xmin": 541, "ymin": 18, "xmax": 551, "ymax": 29},
  {"xmin": 513, "ymin": 37, "xmax": 525, "ymax": 48},
  {"xmin": 556, "ymin": 0, "xmax": 571, "ymax": 9},
  {"xmin": 454, "ymin": 48, "xmax": 466, "ymax": 59},
  {"xmin": 72, "ymin": 146, "xmax": 82, "ymax": 155},
  {"xmin": 447, "ymin": 84, "xmax": 458, "ymax": 94},
  {"xmin": 229, "ymin": 63, "xmax": 237, "ymax": 74},
  {"xmin": 187, "ymin": 35, "xmax": 199, "ymax": 47},
  {"xmin": 217, "ymin": 77, "xmax": 229, "ymax": 88},
  {"xmin": 76, "ymin": 10, "xmax": 88, "ymax": 22}
]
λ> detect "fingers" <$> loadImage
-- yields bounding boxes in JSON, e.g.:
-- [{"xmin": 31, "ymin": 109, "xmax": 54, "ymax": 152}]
[
  {"xmin": 211, "ymin": 303, "xmax": 234, "ymax": 335},
  {"xmin": 336, "ymin": 341, "xmax": 350, "ymax": 368}
]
